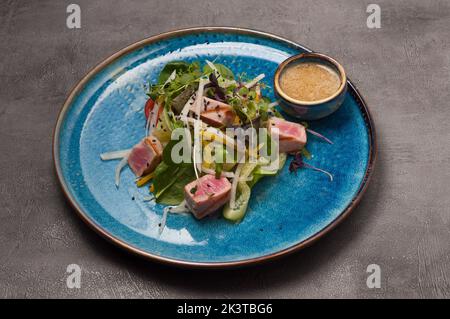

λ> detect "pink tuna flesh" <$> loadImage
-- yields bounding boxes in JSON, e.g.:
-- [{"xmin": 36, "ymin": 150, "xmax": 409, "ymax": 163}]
[
  {"xmin": 190, "ymin": 97, "xmax": 235, "ymax": 128},
  {"xmin": 128, "ymin": 136, "xmax": 163, "ymax": 177},
  {"xmin": 268, "ymin": 117, "xmax": 307, "ymax": 153},
  {"xmin": 184, "ymin": 174, "xmax": 232, "ymax": 219}
]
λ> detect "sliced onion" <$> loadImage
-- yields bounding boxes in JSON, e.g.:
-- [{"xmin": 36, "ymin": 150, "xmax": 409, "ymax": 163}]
[
  {"xmin": 142, "ymin": 195, "xmax": 155, "ymax": 202},
  {"xmin": 192, "ymin": 80, "xmax": 205, "ymax": 177},
  {"xmin": 159, "ymin": 200, "xmax": 190, "ymax": 233},
  {"xmin": 192, "ymin": 144, "xmax": 200, "ymax": 180},
  {"xmin": 100, "ymin": 149, "xmax": 131, "ymax": 161},
  {"xmin": 181, "ymin": 94, "xmax": 195, "ymax": 117},
  {"xmin": 244, "ymin": 74, "xmax": 265, "ymax": 89},
  {"xmin": 147, "ymin": 102, "xmax": 161, "ymax": 137},
  {"xmin": 145, "ymin": 111, "xmax": 152, "ymax": 135},
  {"xmin": 195, "ymin": 78, "xmax": 206, "ymax": 117},
  {"xmin": 115, "ymin": 156, "xmax": 129, "ymax": 188},
  {"xmin": 206, "ymin": 60, "xmax": 220, "ymax": 76},
  {"xmin": 169, "ymin": 200, "xmax": 190, "ymax": 214},
  {"xmin": 268, "ymin": 100, "xmax": 280, "ymax": 108},
  {"xmin": 255, "ymin": 84, "xmax": 262, "ymax": 101}
]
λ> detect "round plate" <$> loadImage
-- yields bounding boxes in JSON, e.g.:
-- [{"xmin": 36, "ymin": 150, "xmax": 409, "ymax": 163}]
[{"xmin": 54, "ymin": 27, "xmax": 376, "ymax": 268}]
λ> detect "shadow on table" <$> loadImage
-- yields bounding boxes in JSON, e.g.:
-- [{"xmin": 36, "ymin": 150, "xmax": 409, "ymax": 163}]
[{"xmin": 61, "ymin": 148, "xmax": 384, "ymax": 297}]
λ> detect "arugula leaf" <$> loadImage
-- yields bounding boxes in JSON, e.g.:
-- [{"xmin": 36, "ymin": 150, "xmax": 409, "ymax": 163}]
[
  {"xmin": 158, "ymin": 61, "xmax": 189, "ymax": 84},
  {"xmin": 203, "ymin": 63, "xmax": 235, "ymax": 80},
  {"xmin": 247, "ymin": 91, "xmax": 257, "ymax": 100},
  {"xmin": 246, "ymin": 101, "xmax": 258, "ymax": 120},
  {"xmin": 257, "ymin": 100, "xmax": 270, "ymax": 121},
  {"xmin": 238, "ymin": 87, "xmax": 249, "ymax": 96}
]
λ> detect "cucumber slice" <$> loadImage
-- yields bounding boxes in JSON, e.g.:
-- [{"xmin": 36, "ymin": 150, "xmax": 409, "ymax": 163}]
[
  {"xmin": 240, "ymin": 163, "xmax": 258, "ymax": 179},
  {"xmin": 223, "ymin": 182, "xmax": 251, "ymax": 222},
  {"xmin": 223, "ymin": 156, "xmax": 285, "ymax": 222},
  {"xmin": 254, "ymin": 167, "xmax": 278, "ymax": 176},
  {"xmin": 256, "ymin": 153, "xmax": 287, "ymax": 175},
  {"xmin": 162, "ymin": 104, "xmax": 174, "ymax": 131}
]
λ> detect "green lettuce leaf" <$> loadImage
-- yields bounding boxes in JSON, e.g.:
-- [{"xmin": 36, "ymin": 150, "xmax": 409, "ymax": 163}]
[{"xmin": 152, "ymin": 162, "xmax": 196, "ymax": 205}]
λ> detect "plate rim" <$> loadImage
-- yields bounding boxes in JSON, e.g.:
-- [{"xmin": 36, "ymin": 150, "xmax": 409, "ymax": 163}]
[{"xmin": 53, "ymin": 26, "xmax": 377, "ymax": 269}]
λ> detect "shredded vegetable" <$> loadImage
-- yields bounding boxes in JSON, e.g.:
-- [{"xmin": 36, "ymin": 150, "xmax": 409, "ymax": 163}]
[
  {"xmin": 147, "ymin": 102, "xmax": 161, "ymax": 136},
  {"xmin": 136, "ymin": 173, "xmax": 154, "ymax": 187},
  {"xmin": 115, "ymin": 156, "xmax": 129, "ymax": 187},
  {"xmin": 244, "ymin": 74, "xmax": 265, "ymax": 89},
  {"xmin": 100, "ymin": 149, "xmax": 131, "ymax": 160}
]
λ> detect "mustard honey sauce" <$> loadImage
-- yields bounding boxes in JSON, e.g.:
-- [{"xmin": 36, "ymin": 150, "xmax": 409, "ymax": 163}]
[{"xmin": 279, "ymin": 62, "xmax": 341, "ymax": 102}]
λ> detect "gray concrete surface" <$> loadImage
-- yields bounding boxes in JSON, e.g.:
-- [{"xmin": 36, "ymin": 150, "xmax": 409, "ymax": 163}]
[{"xmin": 0, "ymin": 0, "xmax": 449, "ymax": 298}]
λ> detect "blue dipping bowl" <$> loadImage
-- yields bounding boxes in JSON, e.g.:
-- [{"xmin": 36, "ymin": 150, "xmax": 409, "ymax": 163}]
[{"xmin": 274, "ymin": 53, "xmax": 347, "ymax": 120}]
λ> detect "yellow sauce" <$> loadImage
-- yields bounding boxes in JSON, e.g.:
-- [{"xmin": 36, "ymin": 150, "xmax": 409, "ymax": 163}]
[{"xmin": 280, "ymin": 62, "xmax": 341, "ymax": 102}]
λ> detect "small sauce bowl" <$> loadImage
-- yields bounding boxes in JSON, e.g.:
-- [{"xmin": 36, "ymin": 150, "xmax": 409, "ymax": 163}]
[{"xmin": 274, "ymin": 52, "xmax": 347, "ymax": 120}]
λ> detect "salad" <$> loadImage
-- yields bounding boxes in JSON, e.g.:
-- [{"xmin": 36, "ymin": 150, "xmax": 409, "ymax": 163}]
[{"xmin": 100, "ymin": 60, "xmax": 333, "ymax": 231}]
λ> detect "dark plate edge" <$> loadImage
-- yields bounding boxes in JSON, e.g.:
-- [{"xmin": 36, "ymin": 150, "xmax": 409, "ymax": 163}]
[{"xmin": 52, "ymin": 26, "xmax": 377, "ymax": 269}]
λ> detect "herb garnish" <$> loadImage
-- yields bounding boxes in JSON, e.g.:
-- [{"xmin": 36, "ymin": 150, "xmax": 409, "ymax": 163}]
[{"xmin": 289, "ymin": 153, "xmax": 333, "ymax": 181}]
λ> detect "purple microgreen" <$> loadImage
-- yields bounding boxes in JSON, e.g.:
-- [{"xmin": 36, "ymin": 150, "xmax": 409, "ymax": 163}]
[
  {"xmin": 306, "ymin": 128, "xmax": 334, "ymax": 145},
  {"xmin": 214, "ymin": 91, "xmax": 226, "ymax": 102},
  {"xmin": 205, "ymin": 73, "xmax": 226, "ymax": 102},
  {"xmin": 289, "ymin": 152, "xmax": 333, "ymax": 181},
  {"xmin": 302, "ymin": 163, "xmax": 334, "ymax": 181},
  {"xmin": 208, "ymin": 72, "xmax": 219, "ymax": 86}
]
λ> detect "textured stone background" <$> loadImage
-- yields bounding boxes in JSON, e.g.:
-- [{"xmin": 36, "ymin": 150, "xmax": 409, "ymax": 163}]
[{"xmin": 0, "ymin": 0, "xmax": 449, "ymax": 298}]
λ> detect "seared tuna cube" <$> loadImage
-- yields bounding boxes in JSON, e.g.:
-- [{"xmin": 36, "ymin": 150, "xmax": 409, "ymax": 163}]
[
  {"xmin": 128, "ymin": 136, "xmax": 163, "ymax": 176},
  {"xmin": 190, "ymin": 97, "xmax": 235, "ymax": 128},
  {"xmin": 267, "ymin": 117, "xmax": 307, "ymax": 153},
  {"xmin": 184, "ymin": 174, "xmax": 232, "ymax": 219}
]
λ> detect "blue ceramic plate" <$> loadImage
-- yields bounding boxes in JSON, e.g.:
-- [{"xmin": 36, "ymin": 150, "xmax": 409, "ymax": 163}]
[{"xmin": 54, "ymin": 27, "xmax": 376, "ymax": 268}]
